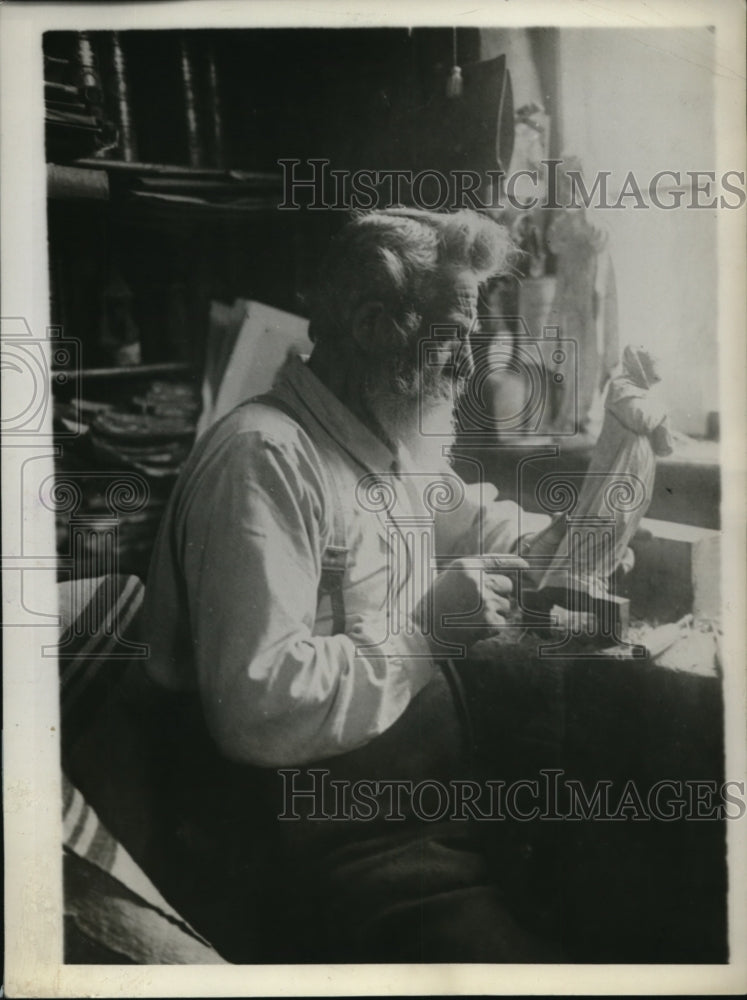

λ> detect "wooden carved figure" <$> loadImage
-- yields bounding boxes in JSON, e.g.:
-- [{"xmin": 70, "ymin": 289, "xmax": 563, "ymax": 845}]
[{"xmin": 530, "ymin": 345, "xmax": 673, "ymax": 596}]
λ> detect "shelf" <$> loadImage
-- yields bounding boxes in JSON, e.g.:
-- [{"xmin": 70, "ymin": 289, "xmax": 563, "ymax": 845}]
[
  {"xmin": 48, "ymin": 163, "xmax": 109, "ymax": 201},
  {"xmin": 48, "ymin": 161, "xmax": 283, "ymax": 221},
  {"xmin": 55, "ymin": 362, "xmax": 194, "ymax": 380},
  {"xmin": 73, "ymin": 158, "xmax": 281, "ymax": 185}
]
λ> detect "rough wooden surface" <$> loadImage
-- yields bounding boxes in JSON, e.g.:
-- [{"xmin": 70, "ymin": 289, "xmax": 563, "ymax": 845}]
[
  {"xmin": 627, "ymin": 517, "xmax": 720, "ymax": 621},
  {"xmin": 456, "ymin": 647, "xmax": 727, "ymax": 963}
]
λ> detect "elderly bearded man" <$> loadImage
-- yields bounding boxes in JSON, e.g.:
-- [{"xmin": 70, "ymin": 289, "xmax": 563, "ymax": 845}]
[{"xmin": 143, "ymin": 209, "xmax": 560, "ymax": 963}]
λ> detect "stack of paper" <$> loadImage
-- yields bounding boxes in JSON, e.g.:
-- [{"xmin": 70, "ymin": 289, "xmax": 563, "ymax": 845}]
[{"xmin": 197, "ymin": 300, "xmax": 312, "ymax": 436}]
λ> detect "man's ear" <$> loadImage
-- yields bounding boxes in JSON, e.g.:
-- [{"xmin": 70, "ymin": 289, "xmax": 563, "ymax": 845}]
[{"xmin": 350, "ymin": 301, "xmax": 388, "ymax": 354}]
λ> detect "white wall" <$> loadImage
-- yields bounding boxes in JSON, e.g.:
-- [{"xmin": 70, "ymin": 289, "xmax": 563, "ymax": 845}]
[
  {"xmin": 557, "ymin": 28, "xmax": 717, "ymax": 435},
  {"xmin": 480, "ymin": 28, "xmax": 543, "ymax": 109}
]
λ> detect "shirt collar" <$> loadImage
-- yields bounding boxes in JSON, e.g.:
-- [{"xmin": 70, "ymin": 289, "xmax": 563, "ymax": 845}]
[{"xmin": 274, "ymin": 354, "xmax": 398, "ymax": 475}]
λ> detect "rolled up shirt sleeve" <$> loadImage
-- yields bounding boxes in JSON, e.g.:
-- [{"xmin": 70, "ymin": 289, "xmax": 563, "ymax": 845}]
[{"xmin": 179, "ymin": 428, "xmax": 433, "ymax": 768}]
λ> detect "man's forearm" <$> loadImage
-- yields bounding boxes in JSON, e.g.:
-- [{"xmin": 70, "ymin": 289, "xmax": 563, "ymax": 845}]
[{"xmin": 201, "ymin": 625, "xmax": 435, "ymax": 768}]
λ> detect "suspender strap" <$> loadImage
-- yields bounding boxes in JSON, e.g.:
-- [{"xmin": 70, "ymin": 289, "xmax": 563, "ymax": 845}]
[{"xmin": 249, "ymin": 392, "xmax": 349, "ymax": 635}]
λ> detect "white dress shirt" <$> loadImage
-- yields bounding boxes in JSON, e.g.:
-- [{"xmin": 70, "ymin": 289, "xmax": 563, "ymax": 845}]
[{"xmin": 144, "ymin": 356, "xmax": 545, "ymax": 766}]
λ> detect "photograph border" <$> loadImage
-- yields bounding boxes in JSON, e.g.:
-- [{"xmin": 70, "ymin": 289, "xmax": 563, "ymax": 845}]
[{"xmin": 2, "ymin": 0, "xmax": 745, "ymax": 995}]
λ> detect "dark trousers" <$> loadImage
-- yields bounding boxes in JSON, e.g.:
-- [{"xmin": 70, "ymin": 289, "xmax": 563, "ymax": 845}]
[
  {"xmin": 140, "ymin": 651, "xmax": 726, "ymax": 964},
  {"xmin": 256, "ymin": 667, "xmax": 564, "ymax": 964}
]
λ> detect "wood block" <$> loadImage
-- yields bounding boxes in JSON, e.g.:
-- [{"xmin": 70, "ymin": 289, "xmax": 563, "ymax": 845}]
[
  {"xmin": 626, "ymin": 517, "xmax": 720, "ymax": 621},
  {"xmin": 520, "ymin": 585, "xmax": 630, "ymax": 641}
]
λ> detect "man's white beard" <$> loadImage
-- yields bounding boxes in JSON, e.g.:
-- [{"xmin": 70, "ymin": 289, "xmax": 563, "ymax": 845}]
[{"xmin": 362, "ymin": 366, "xmax": 460, "ymax": 473}]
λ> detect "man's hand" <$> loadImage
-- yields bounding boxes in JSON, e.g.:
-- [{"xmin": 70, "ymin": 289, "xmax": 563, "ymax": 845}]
[{"xmin": 423, "ymin": 554, "xmax": 528, "ymax": 652}]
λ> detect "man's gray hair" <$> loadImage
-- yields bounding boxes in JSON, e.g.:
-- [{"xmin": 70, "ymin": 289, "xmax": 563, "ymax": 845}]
[{"xmin": 308, "ymin": 208, "xmax": 515, "ymax": 350}]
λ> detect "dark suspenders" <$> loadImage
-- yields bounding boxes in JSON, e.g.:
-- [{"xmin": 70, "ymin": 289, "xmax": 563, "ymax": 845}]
[
  {"xmin": 247, "ymin": 392, "xmax": 475, "ymax": 755},
  {"xmin": 249, "ymin": 393, "xmax": 349, "ymax": 636}
]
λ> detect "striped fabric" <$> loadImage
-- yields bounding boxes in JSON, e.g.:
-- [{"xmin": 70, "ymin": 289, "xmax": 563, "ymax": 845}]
[
  {"xmin": 58, "ymin": 574, "xmax": 146, "ymax": 755},
  {"xmin": 62, "ymin": 772, "xmax": 184, "ymax": 921},
  {"xmin": 62, "ymin": 770, "xmax": 224, "ymax": 963},
  {"xmin": 58, "ymin": 573, "xmax": 226, "ymax": 962}
]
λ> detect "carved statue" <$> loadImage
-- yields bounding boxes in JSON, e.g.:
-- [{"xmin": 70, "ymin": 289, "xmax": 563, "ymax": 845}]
[
  {"xmin": 529, "ymin": 345, "xmax": 674, "ymax": 597},
  {"xmin": 546, "ymin": 157, "xmax": 619, "ymax": 434}
]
